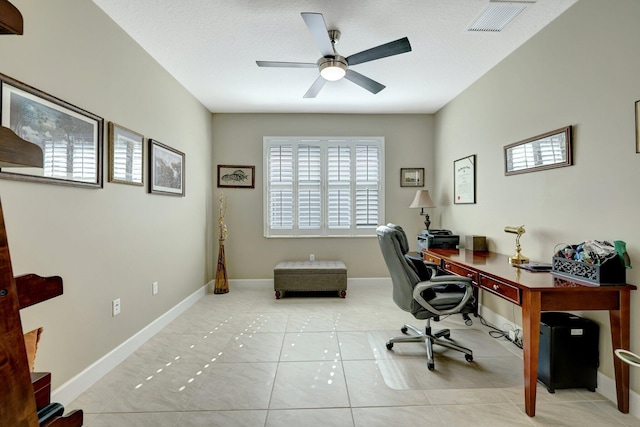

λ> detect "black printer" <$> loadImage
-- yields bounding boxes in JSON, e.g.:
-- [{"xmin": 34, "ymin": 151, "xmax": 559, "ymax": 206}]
[{"xmin": 417, "ymin": 229, "xmax": 460, "ymax": 251}]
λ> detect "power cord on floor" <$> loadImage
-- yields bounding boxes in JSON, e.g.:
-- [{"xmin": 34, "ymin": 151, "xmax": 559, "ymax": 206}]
[{"xmin": 477, "ymin": 314, "xmax": 523, "ymax": 349}]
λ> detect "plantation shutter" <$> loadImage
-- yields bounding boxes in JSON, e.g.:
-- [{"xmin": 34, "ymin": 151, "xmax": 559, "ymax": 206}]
[
  {"xmin": 355, "ymin": 143, "xmax": 379, "ymax": 228},
  {"xmin": 264, "ymin": 137, "xmax": 384, "ymax": 237},
  {"xmin": 327, "ymin": 144, "xmax": 351, "ymax": 229},
  {"xmin": 298, "ymin": 144, "xmax": 321, "ymax": 230},
  {"xmin": 268, "ymin": 144, "xmax": 294, "ymax": 230}
]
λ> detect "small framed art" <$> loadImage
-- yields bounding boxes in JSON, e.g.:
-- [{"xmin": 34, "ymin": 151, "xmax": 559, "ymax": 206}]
[
  {"xmin": 400, "ymin": 168, "xmax": 424, "ymax": 187},
  {"xmin": 149, "ymin": 139, "xmax": 185, "ymax": 196},
  {"xmin": 108, "ymin": 122, "xmax": 143, "ymax": 186},
  {"xmin": 217, "ymin": 165, "xmax": 255, "ymax": 188}
]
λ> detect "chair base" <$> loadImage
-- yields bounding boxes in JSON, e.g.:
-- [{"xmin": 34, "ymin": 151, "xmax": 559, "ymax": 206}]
[{"xmin": 386, "ymin": 319, "xmax": 473, "ymax": 370}]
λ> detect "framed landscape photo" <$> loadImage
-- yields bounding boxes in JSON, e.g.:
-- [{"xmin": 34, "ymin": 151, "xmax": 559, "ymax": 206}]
[
  {"xmin": 217, "ymin": 164, "xmax": 255, "ymax": 188},
  {"xmin": 454, "ymin": 154, "xmax": 476, "ymax": 204},
  {"xmin": 0, "ymin": 73, "xmax": 103, "ymax": 188},
  {"xmin": 108, "ymin": 122, "xmax": 143, "ymax": 186},
  {"xmin": 400, "ymin": 168, "xmax": 424, "ymax": 187},
  {"xmin": 149, "ymin": 139, "xmax": 185, "ymax": 196}
]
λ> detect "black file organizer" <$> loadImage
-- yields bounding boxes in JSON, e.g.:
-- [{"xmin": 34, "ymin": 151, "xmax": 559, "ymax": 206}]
[{"xmin": 538, "ymin": 312, "xmax": 599, "ymax": 393}]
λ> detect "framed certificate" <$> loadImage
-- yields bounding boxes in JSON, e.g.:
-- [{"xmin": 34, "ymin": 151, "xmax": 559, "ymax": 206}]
[{"xmin": 454, "ymin": 154, "xmax": 476, "ymax": 204}]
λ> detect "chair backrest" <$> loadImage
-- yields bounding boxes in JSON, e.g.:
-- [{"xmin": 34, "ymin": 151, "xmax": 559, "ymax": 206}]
[
  {"xmin": 386, "ymin": 223, "xmax": 433, "ymax": 281},
  {"xmin": 377, "ymin": 224, "xmax": 428, "ymax": 315}
]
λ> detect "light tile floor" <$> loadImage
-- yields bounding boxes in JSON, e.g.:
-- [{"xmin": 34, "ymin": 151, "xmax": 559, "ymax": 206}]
[{"xmin": 69, "ymin": 282, "xmax": 640, "ymax": 426}]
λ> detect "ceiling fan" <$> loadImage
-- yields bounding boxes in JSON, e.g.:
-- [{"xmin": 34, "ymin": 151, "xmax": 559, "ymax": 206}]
[{"xmin": 256, "ymin": 12, "xmax": 412, "ymax": 98}]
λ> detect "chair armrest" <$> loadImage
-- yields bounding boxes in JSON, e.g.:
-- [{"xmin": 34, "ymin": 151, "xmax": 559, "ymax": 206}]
[
  {"xmin": 429, "ymin": 275, "xmax": 472, "ymax": 284},
  {"xmin": 423, "ymin": 261, "xmax": 438, "ymax": 278},
  {"xmin": 412, "ymin": 276, "xmax": 474, "ymax": 316}
]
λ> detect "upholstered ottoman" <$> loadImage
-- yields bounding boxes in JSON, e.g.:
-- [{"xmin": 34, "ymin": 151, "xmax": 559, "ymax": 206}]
[{"xmin": 273, "ymin": 260, "xmax": 347, "ymax": 299}]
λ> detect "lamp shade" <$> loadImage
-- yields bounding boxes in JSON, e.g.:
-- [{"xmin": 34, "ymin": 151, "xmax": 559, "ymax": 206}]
[{"xmin": 409, "ymin": 190, "xmax": 435, "ymax": 209}]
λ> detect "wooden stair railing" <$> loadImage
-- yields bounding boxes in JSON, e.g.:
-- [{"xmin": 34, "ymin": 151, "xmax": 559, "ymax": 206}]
[
  {"xmin": 0, "ymin": 125, "xmax": 82, "ymax": 425},
  {"xmin": 0, "ymin": 199, "xmax": 83, "ymax": 426}
]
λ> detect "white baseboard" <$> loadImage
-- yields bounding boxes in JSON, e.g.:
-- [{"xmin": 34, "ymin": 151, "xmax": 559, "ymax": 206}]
[
  {"xmin": 479, "ymin": 305, "xmax": 639, "ymax": 418},
  {"xmin": 51, "ymin": 282, "xmax": 210, "ymax": 406}
]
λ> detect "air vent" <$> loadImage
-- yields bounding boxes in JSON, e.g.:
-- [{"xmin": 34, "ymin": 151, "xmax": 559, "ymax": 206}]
[{"xmin": 467, "ymin": 1, "xmax": 534, "ymax": 32}]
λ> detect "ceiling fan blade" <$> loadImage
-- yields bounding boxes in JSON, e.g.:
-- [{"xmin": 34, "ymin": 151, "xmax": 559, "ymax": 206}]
[
  {"xmin": 344, "ymin": 70, "xmax": 385, "ymax": 94},
  {"xmin": 303, "ymin": 76, "xmax": 327, "ymax": 98},
  {"xmin": 256, "ymin": 61, "xmax": 317, "ymax": 68},
  {"xmin": 301, "ymin": 12, "xmax": 334, "ymax": 57},
  {"xmin": 346, "ymin": 37, "xmax": 412, "ymax": 66}
]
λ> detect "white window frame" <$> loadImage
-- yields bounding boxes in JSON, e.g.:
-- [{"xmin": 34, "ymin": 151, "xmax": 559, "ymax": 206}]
[{"xmin": 263, "ymin": 136, "xmax": 385, "ymax": 238}]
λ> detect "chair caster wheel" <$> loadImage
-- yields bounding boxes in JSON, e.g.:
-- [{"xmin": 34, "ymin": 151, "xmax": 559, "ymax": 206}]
[
  {"xmin": 427, "ymin": 362, "xmax": 435, "ymax": 371},
  {"xmin": 401, "ymin": 327, "xmax": 408, "ymax": 334},
  {"xmin": 386, "ymin": 342, "xmax": 394, "ymax": 350},
  {"xmin": 465, "ymin": 354, "xmax": 473, "ymax": 362}
]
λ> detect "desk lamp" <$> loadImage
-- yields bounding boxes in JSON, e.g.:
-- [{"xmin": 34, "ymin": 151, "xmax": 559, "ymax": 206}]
[
  {"xmin": 410, "ymin": 190, "xmax": 435, "ymax": 231},
  {"xmin": 504, "ymin": 225, "xmax": 529, "ymax": 264}
]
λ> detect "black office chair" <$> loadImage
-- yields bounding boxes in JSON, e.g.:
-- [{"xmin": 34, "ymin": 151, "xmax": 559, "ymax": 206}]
[{"xmin": 377, "ymin": 224, "xmax": 475, "ymax": 370}]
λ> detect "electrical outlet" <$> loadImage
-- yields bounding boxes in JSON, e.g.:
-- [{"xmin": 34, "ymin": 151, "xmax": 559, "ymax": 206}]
[
  {"xmin": 112, "ymin": 298, "xmax": 121, "ymax": 316},
  {"xmin": 152, "ymin": 281, "xmax": 158, "ymax": 295},
  {"xmin": 310, "ymin": 254, "xmax": 315, "ymax": 262}
]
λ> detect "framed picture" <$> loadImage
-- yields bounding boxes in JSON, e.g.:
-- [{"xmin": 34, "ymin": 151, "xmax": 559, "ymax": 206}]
[
  {"xmin": 400, "ymin": 168, "xmax": 424, "ymax": 187},
  {"xmin": 108, "ymin": 122, "xmax": 143, "ymax": 186},
  {"xmin": 504, "ymin": 126, "xmax": 572, "ymax": 175},
  {"xmin": 454, "ymin": 154, "xmax": 476, "ymax": 204},
  {"xmin": 636, "ymin": 100, "xmax": 640, "ymax": 153},
  {"xmin": 217, "ymin": 164, "xmax": 255, "ymax": 188},
  {"xmin": 0, "ymin": 73, "xmax": 103, "ymax": 188},
  {"xmin": 149, "ymin": 139, "xmax": 185, "ymax": 196}
]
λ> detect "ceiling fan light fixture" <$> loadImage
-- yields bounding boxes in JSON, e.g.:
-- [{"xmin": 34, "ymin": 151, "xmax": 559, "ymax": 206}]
[{"xmin": 318, "ymin": 56, "xmax": 348, "ymax": 81}]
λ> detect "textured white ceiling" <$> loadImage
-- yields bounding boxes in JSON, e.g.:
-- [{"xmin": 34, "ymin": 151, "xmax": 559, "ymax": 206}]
[{"xmin": 91, "ymin": 0, "xmax": 577, "ymax": 114}]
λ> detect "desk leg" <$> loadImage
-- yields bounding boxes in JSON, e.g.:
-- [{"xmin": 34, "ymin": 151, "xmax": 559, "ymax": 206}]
[
  {"xmin": 522, "ymin": 291, "xmax": 541, "ymax": 417},
  {"xmin": 610, "ymin": 289, "xmax": 631, "ymax": 414}
]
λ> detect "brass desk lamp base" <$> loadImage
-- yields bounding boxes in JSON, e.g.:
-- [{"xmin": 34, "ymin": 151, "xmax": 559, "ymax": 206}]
[{"xmin": 509, "ymin": 245, "xmax": 530, "ymax": 264}]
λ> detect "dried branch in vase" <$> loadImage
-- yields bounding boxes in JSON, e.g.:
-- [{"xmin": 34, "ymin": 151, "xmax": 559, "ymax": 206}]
[{"xmin": 218, "ymin": 191, "xmax": 228, "ymax": 241}]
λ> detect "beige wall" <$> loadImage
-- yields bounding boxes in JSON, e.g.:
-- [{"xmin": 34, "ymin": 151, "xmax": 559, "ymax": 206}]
[
  {"xmin": 0, "ymin": 0, "xmax": 213, "ymax": 389},
  {"xmin": 212, "ymin": 113, "xmax": 433, "ymax": 278},
  {"xmin": 434, "ymin": 0, "xmax": 640, "ymax": 387}
]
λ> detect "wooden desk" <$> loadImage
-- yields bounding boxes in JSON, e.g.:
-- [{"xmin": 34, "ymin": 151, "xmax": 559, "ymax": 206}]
[{"xmin": 423, "ymin": 248, "xmax": 636, "ymax": 417}]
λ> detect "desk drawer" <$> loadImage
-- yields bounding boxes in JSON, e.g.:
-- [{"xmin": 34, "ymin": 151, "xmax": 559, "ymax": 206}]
[
  {"xmin": 443, "ymin": 261, "xmax": 478, "ymax": 284},
  {"xmin": 480, "ymin": 275, "xmax": 521, "ymax": 305},
  {"xmin": 422, "ymin": 250, "xmax": 442, "ymax": 266}
]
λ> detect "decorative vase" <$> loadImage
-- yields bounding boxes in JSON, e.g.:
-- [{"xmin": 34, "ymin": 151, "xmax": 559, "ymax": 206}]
[
  {"xmin": 214, "ymin": 191, "xmax": 229, "ymax": 294},
  {"xmin": 214, "ymin": 240, "xmax": 228, "ymax": 294}
]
